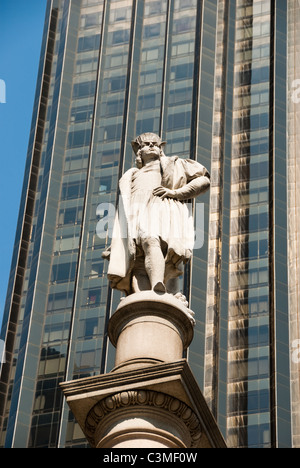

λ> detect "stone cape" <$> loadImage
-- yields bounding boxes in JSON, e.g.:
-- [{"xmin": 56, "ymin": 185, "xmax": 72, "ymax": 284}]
[{"xmin": 107, "ymin": 155, "xmax": 209, "ymax": 295}]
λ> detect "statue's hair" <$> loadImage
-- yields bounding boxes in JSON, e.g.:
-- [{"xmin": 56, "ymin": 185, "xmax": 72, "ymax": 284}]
[{"xmin": 135, "ymin": 149, "xmax": 143, "ymax": 169}]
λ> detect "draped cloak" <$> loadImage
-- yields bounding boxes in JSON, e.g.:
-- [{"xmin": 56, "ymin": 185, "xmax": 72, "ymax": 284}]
[{"xmin": 107, "ymin": 155, "xmax": 210, "ymax": 295}]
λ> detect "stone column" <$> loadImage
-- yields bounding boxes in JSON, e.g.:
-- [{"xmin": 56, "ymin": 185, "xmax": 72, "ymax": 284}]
[{"xmin": 60, "ymin": 292, "xmax": 226, "ymax": 448}]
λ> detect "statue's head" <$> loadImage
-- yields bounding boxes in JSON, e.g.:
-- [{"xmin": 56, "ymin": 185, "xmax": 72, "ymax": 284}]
[
  {"xmin": 131, "ymin": 133, "xmax": 166, "ymax": 168},
  {"xmin": 131, "ymin": 133, "xmax": 166, "ymax": 154}
]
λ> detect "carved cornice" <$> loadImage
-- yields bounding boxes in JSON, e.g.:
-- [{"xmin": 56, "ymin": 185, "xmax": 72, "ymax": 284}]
[{"xmin": 85, "ymin": 390, "xmax": 202, "ymax": 448}]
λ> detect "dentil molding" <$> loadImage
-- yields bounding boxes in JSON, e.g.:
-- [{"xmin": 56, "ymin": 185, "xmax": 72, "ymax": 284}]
[{"xmin": 85, "ymin": 389, "xmax": 202, "ymax": 448}]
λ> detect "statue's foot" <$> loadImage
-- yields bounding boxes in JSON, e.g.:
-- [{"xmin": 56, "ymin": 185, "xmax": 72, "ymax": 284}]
[{"xmin": 153, "ymin": 281, "xmax": 166, "ymax": 293}]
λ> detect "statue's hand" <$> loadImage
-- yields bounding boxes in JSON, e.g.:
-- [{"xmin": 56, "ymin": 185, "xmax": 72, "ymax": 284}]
[{"xmin": 153, "ymin": 186, "xmax": 177, "ymax": 199}]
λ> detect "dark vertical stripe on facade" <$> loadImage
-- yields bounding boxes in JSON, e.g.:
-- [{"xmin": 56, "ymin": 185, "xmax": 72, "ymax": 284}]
[
  {"xmin": 268, "ymin": 0, "xmax": 277, "ymax": 449},
  {"xmin": 183, "ymin": 0, "xmax": 203, "ymax": 304},
  {"xmin": 190, "ymin": 0, "xmax": 203, "ymax": 161},
  {"xmin": 159, "ymin": 0, "xmax": 171, "ymax": 137}
]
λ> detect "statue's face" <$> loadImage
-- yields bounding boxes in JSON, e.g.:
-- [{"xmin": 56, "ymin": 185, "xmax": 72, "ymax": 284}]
[{"xmin": 139, "ymin": 139, "xmax": 161, "ymax": 160}]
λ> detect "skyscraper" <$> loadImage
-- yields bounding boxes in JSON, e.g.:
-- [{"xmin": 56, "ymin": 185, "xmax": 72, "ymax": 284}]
[{"xmin": 0, "ymin": 0, "xmax": 299, "ymax": 448}]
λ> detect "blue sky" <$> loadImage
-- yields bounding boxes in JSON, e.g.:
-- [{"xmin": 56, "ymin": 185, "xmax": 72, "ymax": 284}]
[{"xmin": 0, "ymin": 0, "xmax": 47, "ymax": 326}]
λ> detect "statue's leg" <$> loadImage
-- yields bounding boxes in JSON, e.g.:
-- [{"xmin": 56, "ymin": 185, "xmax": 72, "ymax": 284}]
[
  {"xmin": 141, "ymin": 237, "xmax": 166, "ymax": 293},
  {"xmin": 131, "ymin": 248, "xmax": 150, "ymax": 293},
  {"xmin": 165, "ymin": 261, "xmax": 189, "ymax": 306}
]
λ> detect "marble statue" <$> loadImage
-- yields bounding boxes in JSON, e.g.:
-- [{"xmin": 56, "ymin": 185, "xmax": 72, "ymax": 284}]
[{"xmin": 102, "ymin": 133, "xmax": 210, "ymax": 302}]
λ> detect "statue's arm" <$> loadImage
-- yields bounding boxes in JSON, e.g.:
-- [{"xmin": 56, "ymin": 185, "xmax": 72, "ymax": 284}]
[
  {"xmin": 153, "ymin": 175, "xmax": 210, "ymax": 201},
  {"xmin": 172, "ymin": 175, "xmax": 210, "ymax": 200}
]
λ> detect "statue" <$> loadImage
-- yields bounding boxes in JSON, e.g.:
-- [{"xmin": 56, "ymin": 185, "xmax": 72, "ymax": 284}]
[{"xmin": 102, "ymin": 133, "xmax": 210, "ymax": 303}]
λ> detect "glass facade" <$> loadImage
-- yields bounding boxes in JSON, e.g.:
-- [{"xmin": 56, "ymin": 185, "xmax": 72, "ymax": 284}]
[{"xmin": 0, "ymin": 0, "xmax": 299, "ymax": 448}]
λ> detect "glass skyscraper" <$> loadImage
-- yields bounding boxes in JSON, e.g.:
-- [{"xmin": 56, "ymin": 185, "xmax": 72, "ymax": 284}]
[{"xmin": 0, "ymin": 0, "xmax": 299, "ymax": 448}]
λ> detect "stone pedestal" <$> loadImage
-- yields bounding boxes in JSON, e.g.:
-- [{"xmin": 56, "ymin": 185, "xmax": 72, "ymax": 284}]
[
  {"xmin": 60, "ymin": 292, "xmax": 226, "ymax": 448},
  {"xmin": 108, "ymin": 291, "xmax": 195, "ymax": 372},
  {"xmin": 60, "ymin": 360, "xmax": 226, "ymax": 448}
]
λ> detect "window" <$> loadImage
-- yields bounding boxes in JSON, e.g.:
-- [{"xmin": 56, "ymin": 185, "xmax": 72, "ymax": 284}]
[
  {"xmin": 99, "ymin": 176, "xmax": 112, "ymax": 193},
  {"xmin": 248, "ymin": 356, "xmax": 269, "ymax": 379},
  {"xmin": 76, "ymin": 57, "xmax": 98, "ymax": 74},
  {"xmin": 248, "ymin": 325, "xmax": 269, "ymax": 348},
  {"xmin": 98, "ymin": 150, "xmax": 120, "ymax": 168},
  {"xmin": 51, "ymin": 262, "xmax": 77, "ymax": 284},
  {"xmin": 43, "ymin": 323, "xmax": 69, "ymax": 344},
  {"xmin": 250, "ymin": 113, "xmax": 269, "ymax": 131},
  {"xmin": 140, "ymin": 71, "xmax": 158, "ymax": 85},
  {"xmin": 86, "ymin": 289, "xmax": 101, "ymax": 306},
  {"xmin": 103, "ymin": 123, "xmax": 122, "ymax": 141},
  {"xmin": 70, "ymin": 105, "xmax": 94, "ymax": 123},
  {"xmin": 142, "ymin": 48, "xmax": 159, "ymax": 62},
  {"xmin": 78, "ymin": 34, "xmax": 100, "ymax": 52},
  {"xmin": 59, "ymin": 208, "xmax": 76, "ymax": 225},
  {"xmin": 167, "ymin": 111, "xmax": 191, "ymax": 130},
  {"xmin": 110, "ymin": 54, "xmax": 128, "ymax": 68},
  {"xmin": 33, "ymin": 377, "xmax": 63, "ymax": 413},
  {"xmin": 73, "ymin": 80, "xmax": 96, "ymax": 99},
  {"xmin": 62, "ymin": 181, "xmax": 86, "ymax": 200},
  {"xmin": 67, "ymin": 129, "xmax": 92, "ymax": 148},
  {"xmin": 47, "ymin": 291, "xmax": 74, "ymax": 312},
  {"xmin": 112, "ymin": 30, "xmax": 130, "ymax": 45},
  {"xmin": 55, "ymin": 236, "xmax": 80, "ymax": 253},
  {"xmin": 136, "ymin": 118, "xmax": 155, "ymax": 135},
  {"xmin": 64, "ymin": 155, "xmax": 89, "ymax": 173},
  {"xmin": 83, "ymin": 317, "xmax": 98, "ymax": 337},
  {"xmin": 250, "ymin": 161, "xmax": 268, "ymax": 179},
  {"xmin": 145, "ymin": 1, "xmax": 164, "ymax": 16},
  {"xmin": 248, "ymin": 389, "xmax": 270, "ymax": 413},
  {"xmin": 171, "ymin": 63, "xmax": 194, "ymax": 80},
  {"xmin": 89, "ymin": 262, "xmax": 104, "ymax": 277},
  {"xmin": 82, "ymin": 13, "xmax": 101, "ymax": 29},
  {"xmin": 144, "ymin": 24, "xmax": 161, "ymax": 38},
  {"xmin": 109, "ymin": 75, "xmax": 126, "ymax": 92},
  {"xmin": 169, "ymin": 87, "xmax": 193, "ymax": 106},
  {"xmin": 173, "ymin": 17, "xmax": 195, "ymax": 34},
  {"xmin": 138, "ymin": 94, "xmax": 156, "ymax": 110},
  {"xmin": 110, "ymin": 8, "xmax": 131, "ymax": 22},
  {"xmin": 106, "ymin": 99, "xmax": 124, "ymax": 116}
]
